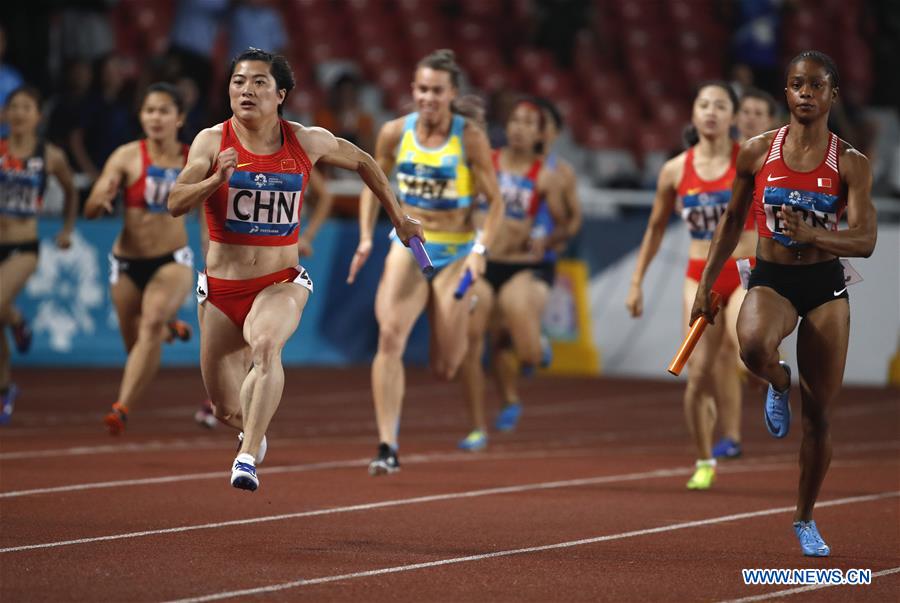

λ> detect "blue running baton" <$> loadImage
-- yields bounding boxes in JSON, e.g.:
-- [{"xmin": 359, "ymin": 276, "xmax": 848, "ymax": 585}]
[
  {"xmin": 409, "ymin": 236, "xmax": 434, "ymax": 276},
  {"xmin": 453, "ymin": 269, "xmax": 474, "ymax": 299}
]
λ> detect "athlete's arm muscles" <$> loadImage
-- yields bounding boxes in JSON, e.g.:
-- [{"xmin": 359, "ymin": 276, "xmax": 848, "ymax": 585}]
[
  {"xmin": 538, "ymin": 168, "xmax": 568, "ymax": 248},
  {"xmin": 631, "ymin": 155, "xmax": 680, "ymax": 286},
  {"xmin": 168, "ymin": 128, "xmax": 229, "ymax": 217},
  {"xmin": 338, "ymin": 119, "xmax": 403, "ymax": 284},
  {"xmin": 357, "ymin": 120, "xmax": 402, "ymax": 243},
  {"xmin": 625, "ymin": 156, "xmax": 680, "ymax": 317},
  {"xmin": 306, "ymin": 126, "xmax": 407, "ymax": 230},
  {"xmin": 691, "ymin": 136, "xmax": 768, "ymax": 323},
  {"xmin": 45, "ymin": 144, "xmax": 78, "ymax": 246},
  {"xmin": 84, "ymin": 143, "xmax": 129, "ymax": 219},
  {"xmin": 298, "ymin": 168, "xmax": 333, "ymax": 255},
  {"xmin": 464, "ymin": 123, "xmax": 503, "ymax": 251},
  {"xmin": 802, "ymin": 147, "xmax": 876, "ymax": 257}
]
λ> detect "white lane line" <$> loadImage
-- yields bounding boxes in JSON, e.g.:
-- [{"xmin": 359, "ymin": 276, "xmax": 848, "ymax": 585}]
[
  {"xmin": 0, "ymin": 439, "xmax": 226, "ymax": 461},
  {"xmin": 5, "ymin": 460, "xmax": 889, "ymax": 555},
  {"xmin": 720, "ymin": 566, "xmax": 900, "ymax": 602},
  {"xmin": 164, "ymin": 491, "xmax": 900, "ymax": 603},
  {"xmin": 4, "ymin": 438, "xmax": 895, "ymax": 500},
  {"xmin": 0, "ymin": 466, "xmax": 697, "ymax": 553},
  {"xmin": 4, "ymin": 394, "xmax": 891, "ymax": 460},
  {"xmin": 0, "ymin": 448, "xmax": 606, "ymax": 499}
]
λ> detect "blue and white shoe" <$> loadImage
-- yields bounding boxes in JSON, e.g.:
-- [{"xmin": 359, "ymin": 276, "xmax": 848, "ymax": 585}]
[
  {"xmin": 765, "ymin": 362, "xmax": 792, "ymax": 438},
  {"xmin": 231, "ymin": 453, "xmax": 259, "ymax": 491},
  {"xmin": 0, "ymin": 384, "xmax": 18, "ymax": 426},
  {"xmin": 712, "ymin": 437, "xmax": 743, "ymax": 459},
  {"xmin": 794, "ymin": 520, "xmax": 831, "ymax": 557},
  {"xmin": 494, "ymin": 402, "xmax": 522, "ymax": 432},
  {"xmin": 458, "ymin": 429, "xmax": 488, "ymax": 451},
  {"xmin": 237, "ymin": 432, "xmax": 267, "ymax": 464}
]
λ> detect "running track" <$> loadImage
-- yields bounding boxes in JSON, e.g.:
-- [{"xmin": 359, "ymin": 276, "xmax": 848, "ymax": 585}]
[{"xmin": 1, "ymin": 367, "xmax": 898, "ymax": 602}]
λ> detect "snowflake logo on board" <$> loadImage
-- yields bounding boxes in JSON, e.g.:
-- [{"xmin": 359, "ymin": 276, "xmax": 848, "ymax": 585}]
[{"xmin": 25, "ymin": 231, "xmax": 103, "ymax": 352}]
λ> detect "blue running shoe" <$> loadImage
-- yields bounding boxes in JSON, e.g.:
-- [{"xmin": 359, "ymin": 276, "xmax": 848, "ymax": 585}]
[
  {"xmin": 231, "ymin": 453, "xmax": 259, "ymax": 491},
  {"xmin": 494, "ymin": 402, "xmax": 522, "ymax": 432},
  {"xmin": 0, "ymin": 384, "xmax": 18, "ymax": 426},
  {"xmin": 458, "ymin": 429, "xmax": 487, "ymax": 451},
  {"xmin": 794, "ymin": 520, "xmax": 830, "ymax": 557},
  {"xmin": 712, "ymin": 437, "xmax": 743, "ymax": 459},
  {"xmin": 765, "ymin": 362, "xmax": 792, "ymax": 438}
]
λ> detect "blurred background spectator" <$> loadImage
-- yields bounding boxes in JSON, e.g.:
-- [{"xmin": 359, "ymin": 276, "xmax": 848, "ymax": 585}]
[{"xmin": 0, "ymin": 0, "xmax": 895, "ymax": 202}]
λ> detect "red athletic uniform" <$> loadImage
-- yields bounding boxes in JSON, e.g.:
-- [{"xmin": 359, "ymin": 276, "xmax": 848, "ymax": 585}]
[
  {"xmin": 200, "ymin": 119, "xmax": 314, "ymax": 327},
  {"xmin": 677, "ymin": 142, "xmax": 754, "ymax": 301},
  {"xmin": 753, "ymin": 125, "xmax": 845, "ymax": 248},
  {"xmin": 123, "ymin": 140, "xmax": 189, "ymax": 212}
]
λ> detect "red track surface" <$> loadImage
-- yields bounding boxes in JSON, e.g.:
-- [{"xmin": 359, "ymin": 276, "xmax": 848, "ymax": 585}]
[{"xmin": 1, "ymin": 367, "xmax": 898, "ymax": 602}]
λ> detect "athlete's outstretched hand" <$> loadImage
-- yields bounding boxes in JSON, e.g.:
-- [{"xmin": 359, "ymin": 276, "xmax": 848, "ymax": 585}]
[
  {"xmin": 625, "ymin": 282, "xmax": 643, "ymax": 318},
  {"xmin": 297, "ymin": 234, "xmax": 313, "ymax": 258},
  {"xmin": 346, "ymin": 238, "xmax": 372, "ymax": 284},
  {"xmin": 463, "ymin": 249, "xmax": 486, "ymax": 279},
  {"xmin": 215, "ymin": 147, "xmax": 238, "ymax": 184},
  {"xmin": 55, "ymin": 229, "xmax": 72, "ymax": 249}
]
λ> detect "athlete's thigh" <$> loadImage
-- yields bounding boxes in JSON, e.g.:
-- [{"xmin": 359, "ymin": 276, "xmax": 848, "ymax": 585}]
[
  {"xmin": 722, "ymin": 286, "xmax": 747, "ymax": 353},
  {"xmin": 375, "ymin": 244, "xmax": 430, "ymax": 336},
  {"xmin": 200, "ymin": 301, "xmax": 248, "ymax": 408},
  {"xmin": 466, "ymin": 278, "xmax": 495, "ymax": 340},
  {"xmin": 0, "ymin": 253, "xmax": 38, "ymax": 318},
  {"xmin": 243, "ymin": 282, "xmax": 310, "ymax": 347},
  {"xmin": 797, "ymin": 298, "xmax": 849, "ymax": 403},
  {"xmin": 736, "ymin": 287, "xmax": 798, "ymax": 351},
  {"xmin": 110, "ymin": 276, "xmax": 143, "ymax": 350},
  {"xmin": 496, "ymin": 271, "xmax": 544, "ymax": 343},
  {"xmin": 429, "ymin": 256, "xmax": 472, "ymax": 353},
  {"xmin": 141, "ymin": 263, "xmax": 193, "ymax": 322}
]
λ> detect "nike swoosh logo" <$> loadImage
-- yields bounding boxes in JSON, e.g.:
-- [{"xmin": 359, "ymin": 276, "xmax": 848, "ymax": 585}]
[
  {"xmin": 767, "ymin": 174, "xmax": 789, "ymax": 182},
  {"xmin": 237, "ymin": 162, "xmax": 253, "ymax": 168},
  {"xmin": 833, "ymin": 288, "xmax": 847, "ymax": 296}
]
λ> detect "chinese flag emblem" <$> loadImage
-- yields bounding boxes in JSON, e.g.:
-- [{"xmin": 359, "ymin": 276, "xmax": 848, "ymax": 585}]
[{"xmin": 282, "ymin": 158, "xmax": 297, "ymax": 171}]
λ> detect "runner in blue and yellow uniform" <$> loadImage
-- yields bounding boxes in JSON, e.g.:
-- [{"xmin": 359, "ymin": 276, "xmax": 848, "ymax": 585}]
[{"xmin": 346, "ymin": 49, "xmax": 505, "ymax": 475}]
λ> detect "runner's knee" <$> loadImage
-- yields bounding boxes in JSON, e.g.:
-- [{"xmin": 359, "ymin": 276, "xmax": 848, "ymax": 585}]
[
  {"xmin": 377, "ymin": 323, "xmax": 408, "ymax": 357},
  {"xmin": 137, "ymin": 313, "xmax": 167, "ymax": 341},
  {"xmin": 739, "ymin": 338, "xmax": 776, "ymax": 373},
  {"xmin": 250, "ymin": 332, "xmax": 282, "ymax": 370}
]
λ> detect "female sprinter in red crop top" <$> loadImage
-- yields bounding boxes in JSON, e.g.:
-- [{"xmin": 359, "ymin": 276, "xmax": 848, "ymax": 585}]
[
  {"xmin": 627, "ymin": 81, "xmax": 754, "ymax": 491},
  {"xmin": 85, "ymin": 82, "xmax": 196, "ymax": 435},
  {"xmin": 168, "ymin": 48, "xmax": 421, "ymax": 492},
  {"xmin": 692, "ymin": 51, "xmax": 876, "ymax": 557}
]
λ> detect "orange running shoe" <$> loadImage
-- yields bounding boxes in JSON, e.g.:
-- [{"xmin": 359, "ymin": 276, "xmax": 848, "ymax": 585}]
[
  {"xmin": 104, "ymin": 402, "xmax": 128, "ymax": 435},
  {"xmin": 166, "ymin": 320, "xmax": 192, "ymax": 343}
]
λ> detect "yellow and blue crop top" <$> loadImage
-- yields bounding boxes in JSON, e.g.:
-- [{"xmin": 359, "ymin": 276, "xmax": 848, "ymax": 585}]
[{"xmin": 394, "ymin": 113, "xmax": 473, "ymax": 211}]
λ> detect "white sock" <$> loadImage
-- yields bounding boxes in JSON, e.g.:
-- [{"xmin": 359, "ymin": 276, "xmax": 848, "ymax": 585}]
[
  {"xmin": 235, "ymin": 452, "xmax": 256, "ymax": 466},
  {"xmin": 696, "ymin": 458, "xmax": 717, "ymax": 468}
]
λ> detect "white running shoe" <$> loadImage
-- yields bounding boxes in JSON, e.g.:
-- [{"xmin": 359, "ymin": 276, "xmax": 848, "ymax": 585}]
[{"xmin": 237, "ymin": 432, "xmax": 267, "ymax": 465}]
